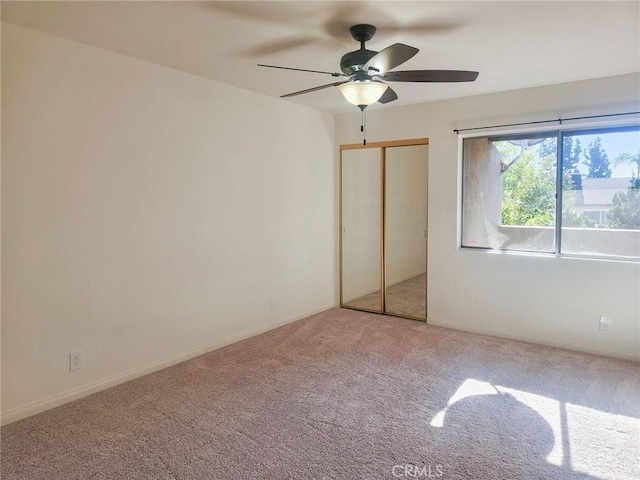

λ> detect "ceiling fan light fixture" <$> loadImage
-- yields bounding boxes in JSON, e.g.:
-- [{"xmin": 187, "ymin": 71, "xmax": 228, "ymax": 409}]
[{"xmin": 338, "ymin": 81, "xmax": 388, "ymax": 108}]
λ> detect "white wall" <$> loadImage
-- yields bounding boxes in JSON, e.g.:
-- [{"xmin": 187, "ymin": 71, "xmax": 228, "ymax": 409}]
[
  {"xmin": 1, "ymin": 24, "xmax": 336, "ymax": 424},
  {"xmin": 336, "ymin": 73, "xmax": 640, "ymax": 361}
]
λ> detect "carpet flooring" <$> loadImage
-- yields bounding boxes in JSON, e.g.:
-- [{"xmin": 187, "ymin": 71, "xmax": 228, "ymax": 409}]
[{"xmin": 1, "ymin": 308, "xmax": 638, "ymax": 479}]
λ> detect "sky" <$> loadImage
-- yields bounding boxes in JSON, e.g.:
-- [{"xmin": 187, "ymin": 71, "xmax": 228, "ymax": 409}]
[{"xmin": 572, "ymin": 130, "xmax": 640, "ymax": 178}]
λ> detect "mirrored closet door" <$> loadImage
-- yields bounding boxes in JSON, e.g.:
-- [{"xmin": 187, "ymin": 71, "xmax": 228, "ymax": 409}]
[
  {"xmin": 341, "ymin": 147, "xmax": 383, "ymax": 313},
  {"xmin": 340, "ymin": 139, "xmax": 428, "ymax": 321}
]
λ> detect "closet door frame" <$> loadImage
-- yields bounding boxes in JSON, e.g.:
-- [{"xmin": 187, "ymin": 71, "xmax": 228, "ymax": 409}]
[{"xmin": 339, "ymin": 137, "xmax": 429, "ymax": 321}]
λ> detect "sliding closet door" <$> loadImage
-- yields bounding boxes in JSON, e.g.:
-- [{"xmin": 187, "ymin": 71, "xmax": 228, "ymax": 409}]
[
  {"xmin": 384, "ymin": 145, "xmax": 428, "ymax": 320},
  {"xmin": 341, "ymin": 148, "xmax": 383, "ymax": 313},
  {"xmin": 341, "ymin": 139, "xmax": 428, "ymax": 320}
]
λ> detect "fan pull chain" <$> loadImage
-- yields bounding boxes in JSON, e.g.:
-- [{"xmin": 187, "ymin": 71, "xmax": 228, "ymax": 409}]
[{"xmin": 360, "ymin": 107, "xmax": 367, "ymax": 145}]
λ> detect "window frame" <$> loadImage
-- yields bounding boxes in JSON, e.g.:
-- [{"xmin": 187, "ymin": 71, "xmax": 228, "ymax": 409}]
[{"xmin": 459, "ymin": 122, "xmax": 640, "ymax": 263}]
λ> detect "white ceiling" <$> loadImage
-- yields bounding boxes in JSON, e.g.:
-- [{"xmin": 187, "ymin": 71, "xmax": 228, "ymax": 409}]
[{"xmin": 2, "ymin": 1, "xmax": 639, "ymax": 113}]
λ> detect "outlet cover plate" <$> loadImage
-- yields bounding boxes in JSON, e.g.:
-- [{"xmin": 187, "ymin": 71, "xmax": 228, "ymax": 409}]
[
  {"xmin": 69, "ymin": 351, "xmax": 82, "ymax": 371},
  {"xmin": 599, "ymin": 316, "xmax": 612, "ymax": 331}
]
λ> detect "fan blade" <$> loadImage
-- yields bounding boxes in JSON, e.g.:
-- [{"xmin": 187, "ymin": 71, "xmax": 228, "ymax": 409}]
[
  {"xmin": 378, "ymin": 86, "xmax": 398, "ymax": 104},
  {"xmin": 281, "ymin": 81, "xmax": 347, "ymax": 98},
  {"xmin": 382, "ymin": 70, "xmax": 479, "ymax": 82},
  {"xmin": 363, "ymin": 43, "xmax": 419, "ymax": 74},
  {"xmin": 258, "ymin": 64, "xmax": 346, "ymax": 77}
]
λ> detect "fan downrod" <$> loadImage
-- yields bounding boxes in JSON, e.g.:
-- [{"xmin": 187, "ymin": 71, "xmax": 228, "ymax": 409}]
[{"xmin": 341, "ymin": 24, "xmax": 378, "ymax": 75}]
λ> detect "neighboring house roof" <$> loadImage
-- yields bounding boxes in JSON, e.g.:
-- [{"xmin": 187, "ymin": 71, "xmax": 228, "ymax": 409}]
[{"xmin": 574, "ymin": 177, "xmax": 632, "ymax": 207}]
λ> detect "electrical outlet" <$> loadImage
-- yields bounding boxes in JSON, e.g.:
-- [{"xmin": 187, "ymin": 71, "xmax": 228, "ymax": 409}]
[
  {"xmin": 69, "ymin": 351, "xmax": 82, "ymax": 371},
  {"xmin": 269, "ymin": 298, "xmax": 276, "ymax": 310},
  {"xmin": 599, "ymin": 316, "xmax": 612, "ymax": 331}
]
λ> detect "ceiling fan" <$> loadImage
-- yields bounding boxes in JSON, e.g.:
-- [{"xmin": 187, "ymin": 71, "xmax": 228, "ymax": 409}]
[{"xmin": 258, "ymin": 24, "xmax": 479, "ymax": 110}]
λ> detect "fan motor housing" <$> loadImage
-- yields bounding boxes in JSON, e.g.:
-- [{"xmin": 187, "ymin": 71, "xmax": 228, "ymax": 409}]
[{"xmin": 340, "ymin": 49, "xmax": 378, "ymax": 75}]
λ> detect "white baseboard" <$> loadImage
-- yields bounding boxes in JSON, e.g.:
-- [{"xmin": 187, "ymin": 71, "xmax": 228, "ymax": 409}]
[
  {"xmin": 427, "ymin": 316, "xmax": 640, "ymax": 362},
  {"xmin": 1, "ymin": 304, "xmax": 336, "ymax": 426}
]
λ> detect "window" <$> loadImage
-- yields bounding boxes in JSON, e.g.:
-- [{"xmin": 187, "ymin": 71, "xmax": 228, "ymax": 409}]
[{"xmin": 461, "ymin": 125, "xmax": 640, "ymax": 260}]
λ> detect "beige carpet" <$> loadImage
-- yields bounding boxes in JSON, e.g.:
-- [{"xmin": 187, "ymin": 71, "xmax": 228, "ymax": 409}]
[{"xmin": 1, "ymin": 308, "xmax": 638, "ymax": 480}]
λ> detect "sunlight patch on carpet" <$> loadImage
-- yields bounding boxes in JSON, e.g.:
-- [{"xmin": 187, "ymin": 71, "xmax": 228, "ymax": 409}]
[{"xmin": 430, "ymin": 378, "xmax": 639, "ymax": 479}]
